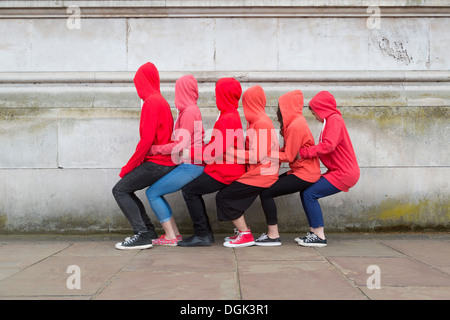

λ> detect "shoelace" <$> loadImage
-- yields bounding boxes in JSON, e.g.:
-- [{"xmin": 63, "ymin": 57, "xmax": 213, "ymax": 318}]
[
  {"xmin": 123, "ymin": 234, "xmax": 139, "ymax": 245},
  {"xmin": 256, "ymin": 233, "xmax": 268, "ymax": 242}
]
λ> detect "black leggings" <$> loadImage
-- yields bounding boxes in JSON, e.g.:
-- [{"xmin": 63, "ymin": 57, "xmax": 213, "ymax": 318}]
[{"xmin": 260, "ymin": 172, "xmax": 314, "ymax": 226}]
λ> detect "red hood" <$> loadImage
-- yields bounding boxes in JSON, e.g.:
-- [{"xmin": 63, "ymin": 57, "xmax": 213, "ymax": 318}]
[
  {"xmin": 242, "ymin": 85, "xmax": 266, "ymax": 124},
  {"xmin": 215, "ymin": 78, "xmax": 242, "ymax": 113},
  {"xmin": 133, "ymin": 62, "xmax": 160, "ymax": 100},
  {"xmin": 279, "ymin": 90, "xmax": 303, "ymax": 128},
  {"xmin": 309, "ymin": 91, "xmax": 341, "ymax": 120},
  {"xmin": 174, "ymin": 74, "xmax": 198, "ymax": 112}
]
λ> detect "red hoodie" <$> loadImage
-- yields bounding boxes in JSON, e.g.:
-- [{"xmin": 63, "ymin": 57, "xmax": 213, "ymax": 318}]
[
  {"xmin": 119, "ymin": 62, "xmax": 175, "ymax": 178},
  {"xmin": 149, "ymin": 74, "xmax": 205, "ymax": 165},
  {"xmin": 203, "ymin": 78, "xmax": 246, "ymax": 184},
  {"xmin": 299, "ymin": 91, "xmax": 360, "ymax": 192},
  {"xmin": 278, "ymin": 90, "xmax": 321, "ymax": 183},
  {"xmin": 236, "ymin": 85, "xmax": 280, "ymax": 188}
]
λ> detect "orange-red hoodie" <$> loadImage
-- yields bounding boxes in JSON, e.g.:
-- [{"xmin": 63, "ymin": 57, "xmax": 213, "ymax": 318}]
[
  {"xmin": 299, "ymin": 91, "xmax": 360, "ymax": 192},
  {"xmin": 149, "ymin": 74, "xmax": 205, "ymax": 165},
  {"xmin": 278, "ymin": 90, "xmax": 321, "ymax": 183},
  {"xmin": 119, "ymin": 62, "xmax": 175, "ymax": 178},
  {"xmin": 236, "ymin": 85, "xmax": 280, "ymax": 188},
  {"xmin": 203, "ymin": 78, "xmax": 246, "ymax": 184}
]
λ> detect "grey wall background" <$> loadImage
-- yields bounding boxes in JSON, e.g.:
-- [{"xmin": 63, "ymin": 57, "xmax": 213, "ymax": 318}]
[{"xmin": 0, "ymin": 0, "xmax": 449, "ymax": 234}]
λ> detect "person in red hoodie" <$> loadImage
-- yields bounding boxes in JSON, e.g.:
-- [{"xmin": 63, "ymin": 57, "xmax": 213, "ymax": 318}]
[
  {"xmin": 297, "ymin": 91, "xmax": 360, "ymax": 247},
  {"xmin": 258, "ymin": 90, "xmax": 321, "ymax": 246},
  {"xmin": 178, "ymin": 77, "xmax": 246, "ymax": 247},
  {"xmin": 144, "ymin": 74, "xmax": 205, "ymax": 246},
  {"xmin": 217, "ymin": 85, "xmax": 280, "ymax": 248},
  {"xmin": 112, "ymin": 62, "xmax": 176, "ymax": 250}
]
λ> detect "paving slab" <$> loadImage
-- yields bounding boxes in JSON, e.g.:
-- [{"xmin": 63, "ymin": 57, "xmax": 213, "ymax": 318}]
[{"xmin": 0, "ymin": 233, "xmax": 449, "ymax": 301}]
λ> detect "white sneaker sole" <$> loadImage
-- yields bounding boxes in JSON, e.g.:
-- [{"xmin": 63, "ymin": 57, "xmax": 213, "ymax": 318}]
[
  {"xmin": 223, "ymin": 241, "xmax": 255, "ymax": 248},
  {"xmin": 254, "ymin": 241, "xmax": 282, "ymax": 247},
  {"xmin": 115, "ymin": 242, "xmax": 153, "ymax": 250},
  {"xmin": 298, "ymin": 242, "xmax": 327, "ymax": 248}
]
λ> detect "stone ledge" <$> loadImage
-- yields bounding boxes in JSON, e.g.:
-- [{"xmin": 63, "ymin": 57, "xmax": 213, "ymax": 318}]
[
  {"xmin": 1, "ymin": 1, "xmax": 450, "ymax": 18},
  {"xmin": 1, "ymin": 71, "xmax": 449, "ymax": 84}
]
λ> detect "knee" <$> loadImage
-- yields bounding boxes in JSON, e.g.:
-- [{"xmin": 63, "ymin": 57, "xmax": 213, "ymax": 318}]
[{"xmin": 112, "ymin": 183, "xmax": 122, "ymax": 199}]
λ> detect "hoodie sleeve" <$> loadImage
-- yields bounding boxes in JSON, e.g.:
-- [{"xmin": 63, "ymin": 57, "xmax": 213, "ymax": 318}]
[
  {"xmin": 278, "ymin": 125, "xmax": 307, "ymax": 163},
  {"xmin": 203, "ymin": 114, "xmax": 240, "ymax": 163},
  {"xmin": 299, "ymin": 114, "xmax": 343, "ymax": 159},
  {"xmin": 150, "ymin": 111, "xmax": 196, "ymax": 156},
  {"xmin": 119, "ymin": 102, "xmax": 158, "ymax": 178}
]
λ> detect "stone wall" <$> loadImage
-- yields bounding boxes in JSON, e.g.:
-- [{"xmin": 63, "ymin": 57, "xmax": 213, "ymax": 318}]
[{"xmin": 0, "ymin": 0, "xmax": 449, "ymax": 234}]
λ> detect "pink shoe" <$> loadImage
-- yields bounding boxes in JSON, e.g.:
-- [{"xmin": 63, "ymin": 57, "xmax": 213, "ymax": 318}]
[
  {"xmin": 152, "ymin": 234, "xmax": 179, "ymax": 246},
  {"xmin": 223, "ymin": 230, "xmax": 255, "ymax": 248}
]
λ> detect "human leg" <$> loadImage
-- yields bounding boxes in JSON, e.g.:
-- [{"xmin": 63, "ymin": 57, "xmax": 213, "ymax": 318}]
[
  {"xmin": 146, "ymin": 163, "xmax": 204, "ymax": 242},
  {"xmin": 260, "ymin": 173, "xmax": 314, "ymax": 239},
  {"xmin": 112, "ymin": 161, "xmax": 175, "ymax": 235},
  {"xmin": 216, "ymin": 182, "xmax": 264, "ymax": 248},
  {"xmin": 178, "ymin": 173, "xmax": 226, "ymax": 246},
  {"xmin": 299, "ymin": 177, "xmax": 341, "ymax": 246}
]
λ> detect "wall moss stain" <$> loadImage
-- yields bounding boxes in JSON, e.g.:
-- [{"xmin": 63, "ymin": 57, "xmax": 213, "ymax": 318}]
[
  {"xmin": 0, "ymin": 214, "xmax": 7, "ymax": 231},
  {"xmin": 369, "ymin": 198, "xmax": 450, "ymax": 226}
]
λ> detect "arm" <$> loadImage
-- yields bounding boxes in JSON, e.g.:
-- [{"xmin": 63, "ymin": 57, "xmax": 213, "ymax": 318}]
[{"xmin": 299, "ymin": 115, "xmax": 343, "ymax": 159}]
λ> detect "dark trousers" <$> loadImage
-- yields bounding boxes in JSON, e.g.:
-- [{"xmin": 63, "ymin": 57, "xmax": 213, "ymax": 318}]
[
  {"xmin": 216, "ymin": 181, "xmax": 265, "ymax": 221},
  {"xmin": 260, "ymin": 172, "xmax": 315, "ymax": 226},
  {"xmin": 181, "ymin": 173, "xmax": 227, "ymax": 237},
  {"xmin": 112, "ymin": 161, "xmax": 176, "ymax": 234}
]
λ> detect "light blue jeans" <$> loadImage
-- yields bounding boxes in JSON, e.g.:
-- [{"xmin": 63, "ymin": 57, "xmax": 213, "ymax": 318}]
[{"xmin": 146, "ymin": 163, "xmax": 204, "ymax": 223}]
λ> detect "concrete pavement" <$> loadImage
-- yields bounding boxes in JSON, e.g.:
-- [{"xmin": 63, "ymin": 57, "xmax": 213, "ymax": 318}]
[{"xmin": 0, "ymin": 233, "xmax": 449, "ymax": 300}]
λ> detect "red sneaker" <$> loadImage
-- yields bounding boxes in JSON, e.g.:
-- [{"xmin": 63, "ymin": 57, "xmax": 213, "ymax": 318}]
[{"xmin": 223, "ymin": 230, "xmax": 255, "ymax": 248}]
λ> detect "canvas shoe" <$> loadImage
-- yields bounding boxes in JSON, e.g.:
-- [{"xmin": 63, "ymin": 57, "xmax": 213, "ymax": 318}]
[
  {"xmin": 255, "ymin": 233, "xmax": 282, "ymax": 246},
  {"xmin": 152, "ymin": 234, "xmax": 180, "ymax": 246},
  {"xmin": 294, "ymin": 231, "xmax": 314, "ymax": 243},
  {"xmin": 298, "ymin": 233, "xmax": 327, "ymax": 247},
  {"xmin": 115, "ymin": 231, "xmax": 153, "ymax": 250},
  {"xmin": 223, "ymin": 230, "xmax": 255, "ymax": 248},
  {"xmin": 224, "ymin": 228, "xmax": 239, "ymax": 242}
]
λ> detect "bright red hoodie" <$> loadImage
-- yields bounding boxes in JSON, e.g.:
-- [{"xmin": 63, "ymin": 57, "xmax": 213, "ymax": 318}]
[
  {"xmin": 119, "ymin": 62, "xmax": 175, "ymax": 178},
  {"xmin": 203, "ymin": 78, "xmax": 246, "ymax": 184},
  {"xmin": 149, "ymin": 74, "xmax": 205, "ymax": 165},
  {"xmin": 278, "ymin": 90, "xmax": 321, "ymax": 183},
  {"xmin": 299, "ymin": 91, "xmax": 360, "ymax": 192},
  {"xmin": 236, "ymin": 85, "xmax": 280, "ymax": 188}
]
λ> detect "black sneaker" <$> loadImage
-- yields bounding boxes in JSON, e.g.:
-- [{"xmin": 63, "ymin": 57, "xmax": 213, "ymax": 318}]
[
  {"xmin": 255, "ymin": 233, "xmax": 282, "ymax": 246},
  {"xmin": 177, "ymin": 234, "xmax": 211, "ymax": 247},
  {"xmin": 115, "ymin": 231, "xmax": 153, "ymax": 250},
  {"xmin": 298, "ymin": 233, "xmax": 327, "ymax": 247}
]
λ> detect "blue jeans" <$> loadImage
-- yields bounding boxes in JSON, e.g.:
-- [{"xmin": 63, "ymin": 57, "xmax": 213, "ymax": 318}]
[
  {"xmin": 300, "ymin": 177, "xmax": 341, "ymax": 228},
  {"xmin": 146, "ymin": 163, "xmax": 204, "ymax": 223}
]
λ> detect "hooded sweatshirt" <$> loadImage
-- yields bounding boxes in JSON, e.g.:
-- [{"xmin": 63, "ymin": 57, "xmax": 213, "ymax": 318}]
[
  {"xmin": 203, "ymin": 78, "xmax": 246, "ymax": 185},
  {"xmin": 299, "ymin": 91, "xmax": 360, "ymax": 192},
  {"xmin": 236, "ymin": 85, "xmax": 279, "ymax": 188},
  {"xmin": 149, "ymin": 75, "xmax": 205, "ymax": 165},
  {"xmin": 278, "ymin": 90, "xmax": 321, "ymax": 183},
  {"xmin": 119, "ymin": 62, "xmax": 175, "ymax": 178}
]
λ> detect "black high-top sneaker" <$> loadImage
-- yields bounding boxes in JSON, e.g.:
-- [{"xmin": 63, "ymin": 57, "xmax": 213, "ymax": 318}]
[{"xmin": 115, "ymin": 231, "xmax": 153, "ymax": 250}]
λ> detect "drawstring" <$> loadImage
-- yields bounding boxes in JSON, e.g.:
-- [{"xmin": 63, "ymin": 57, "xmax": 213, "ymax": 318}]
[{"xmin": 319, "ymin": 118, "xmax": 326, "ymax": 143}]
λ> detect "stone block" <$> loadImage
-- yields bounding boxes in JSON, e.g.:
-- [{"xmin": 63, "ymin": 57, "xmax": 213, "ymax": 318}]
[{"xmin": 0, "ymin": 108, "xmax": 58, "ymax": 168}]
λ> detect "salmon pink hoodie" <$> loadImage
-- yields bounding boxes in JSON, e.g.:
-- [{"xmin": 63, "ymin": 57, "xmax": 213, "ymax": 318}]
[
  {"xmin": 149, "ymin": 75, "xmax": 205, "ymax": 165},
  {"xmin": 119, "ymin": 62, "xmax": 175, "ymax": 178},
  {"xmin": 299, "ymin": 91, "xmax": 360, "ymax": 192},
  {"xmin": 278, "ymin": 90, "xmax": 321, "ymax": 183},
  {"xmin": 203, "ymin": 78, "xmax": 246, "ymax": 185},
  {"xmin": 236, "ymin": 85, "xmax": 279, "ymax": 188}
]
